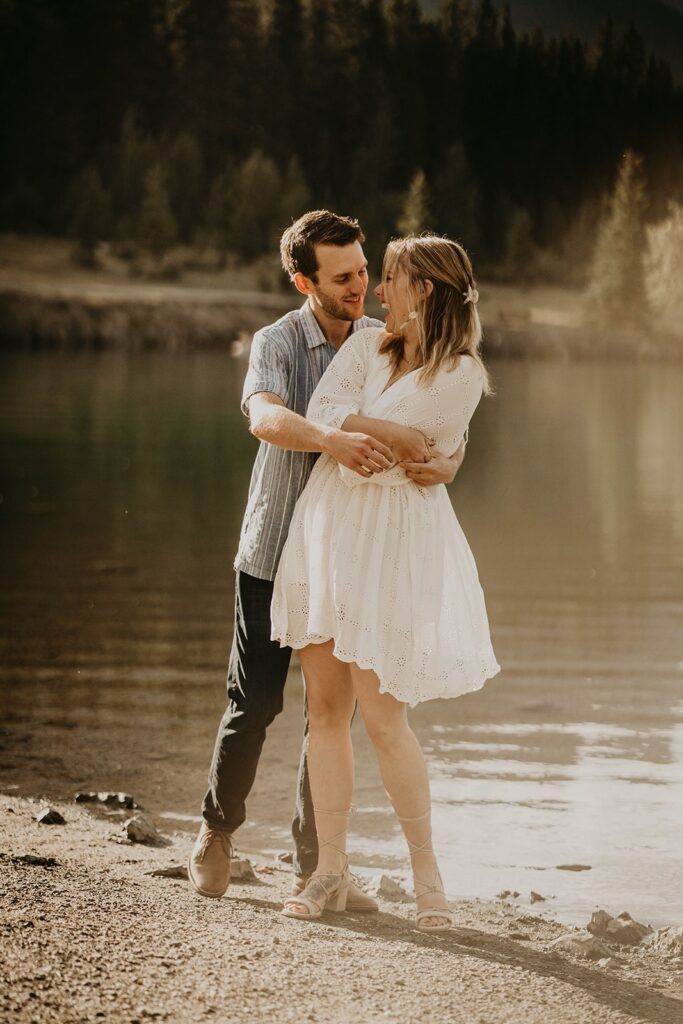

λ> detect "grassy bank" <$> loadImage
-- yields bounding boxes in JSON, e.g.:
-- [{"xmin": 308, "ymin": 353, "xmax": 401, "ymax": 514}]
[{"xmin": 1, "ymin": 236, "xmax": 680, "ymax": 358}]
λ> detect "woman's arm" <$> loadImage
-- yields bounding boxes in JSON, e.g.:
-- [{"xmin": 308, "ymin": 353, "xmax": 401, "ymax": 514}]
[
  {"xmin": 342, "ymin": 418, "xmax": 466, "ymax": 486},
  {"xmin": 400, "ymin": 439, "xmax": 466, "ymax": 485},
  {"xmin": 341, "ymin": 414, "xmax": 433, "ymax": 463}
]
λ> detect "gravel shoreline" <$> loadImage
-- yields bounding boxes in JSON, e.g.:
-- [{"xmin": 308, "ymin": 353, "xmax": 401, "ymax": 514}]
[{"xmin": 1, "ymin": 795, "xmax": 681, "ymax": 1024}]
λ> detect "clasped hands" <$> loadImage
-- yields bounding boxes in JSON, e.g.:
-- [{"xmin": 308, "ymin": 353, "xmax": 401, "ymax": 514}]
[{"xmin": 329, "ymin": 423, "xmax": 461, "ymax": 485}]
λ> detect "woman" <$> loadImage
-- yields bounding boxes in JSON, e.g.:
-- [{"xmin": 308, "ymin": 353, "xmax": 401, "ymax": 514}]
[{"xmin": 271, "ymin": 235, "xmax": 500, "ymax": 931}]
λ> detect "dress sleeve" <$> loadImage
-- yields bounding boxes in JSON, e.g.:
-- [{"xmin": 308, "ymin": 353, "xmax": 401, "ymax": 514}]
[
  {"xmin": 241, "ymin": 328, "xmax": 290, "ymax": 417},
  {"xmin": 391, "ymin": 357, "xmax": 483, "ymax": 452},
  {"xmin": 306, "ymin": 328, "xmax": 375, "ymax": 429},
  {"xmin": 338, "ymin": 356, "xmax": 484, "ymax": 489}
]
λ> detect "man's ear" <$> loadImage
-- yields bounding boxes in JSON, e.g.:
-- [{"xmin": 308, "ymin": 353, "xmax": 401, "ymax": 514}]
[{"xmin": 293, "ymin": 272, "xmax": 314, "ymax": 297}]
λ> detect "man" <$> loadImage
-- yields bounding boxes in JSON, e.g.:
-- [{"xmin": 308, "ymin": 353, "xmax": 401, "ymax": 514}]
[{"xmin": 188, "ymin": 210, "xmax": 463, "ymax": 907}]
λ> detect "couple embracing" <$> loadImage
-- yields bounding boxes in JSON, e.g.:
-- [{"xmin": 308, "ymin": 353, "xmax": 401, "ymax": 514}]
[{"xmin": 188, "ymin": 210, "xmax": 500, "ymax": 932}]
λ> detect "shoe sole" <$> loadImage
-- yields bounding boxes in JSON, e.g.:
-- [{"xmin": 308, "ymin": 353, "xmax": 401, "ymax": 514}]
[
  {"xmin": 281, "ymin": 908, "xmax": 322, "ymax": 920},
  {"xmin": 332, "ymin": 903, "xmax": 378, "ymax": 913},
  {"xmin": 291, "ymin": 888, "xmax": 378, "ymax": 914},
  {"xmin": 187, "ymin": 858, "xmax": 229, "ymax": 899}
]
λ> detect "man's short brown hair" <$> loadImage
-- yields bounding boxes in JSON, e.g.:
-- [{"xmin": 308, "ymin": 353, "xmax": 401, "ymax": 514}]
[{"xmin": 280, "ymin": 209, "xmax": 365, "ymax": 281}]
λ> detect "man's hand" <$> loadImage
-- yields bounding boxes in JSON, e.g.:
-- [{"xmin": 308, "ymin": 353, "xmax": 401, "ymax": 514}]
[
  {"xmin": 400, "ymin": 439, "xmax": 466, "ymax": 486},
  {"xmin": 325, "ymin": 429, "xmax": 395, "ymax": 477}
]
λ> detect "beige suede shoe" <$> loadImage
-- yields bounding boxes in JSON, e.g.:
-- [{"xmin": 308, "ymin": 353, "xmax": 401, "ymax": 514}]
[
  {"xmin": 188, "ymin": 822, "xmax": 233, "ymax": 898},
  {"xmin": 292, "ymin": 874, "xmax": 378, "ymax": 913}
]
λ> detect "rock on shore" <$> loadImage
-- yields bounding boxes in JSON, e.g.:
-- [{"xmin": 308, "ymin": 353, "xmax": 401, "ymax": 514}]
[{"xmin": 1, "ymin": 795, "xmax": 681, "ymax": 1024}]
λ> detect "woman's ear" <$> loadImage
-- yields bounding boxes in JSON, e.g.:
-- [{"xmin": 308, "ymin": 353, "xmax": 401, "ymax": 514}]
[{"xmin": 422, "ymin": 279, "xmax": 434, "ymax": 298}]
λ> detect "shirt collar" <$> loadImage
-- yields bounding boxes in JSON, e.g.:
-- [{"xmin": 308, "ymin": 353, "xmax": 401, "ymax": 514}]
[{"xmin": 301, "ymin": 299, "xmax": 366, "ymax": 350}]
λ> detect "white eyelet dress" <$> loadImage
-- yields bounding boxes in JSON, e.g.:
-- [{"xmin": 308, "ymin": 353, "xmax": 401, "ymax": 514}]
[{"xmin": 270, "ymin": 327, "xmax": 500, "ymax": 706}]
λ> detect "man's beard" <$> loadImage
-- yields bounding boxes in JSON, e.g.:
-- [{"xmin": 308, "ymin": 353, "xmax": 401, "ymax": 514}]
[{"xmin": 313, "ymin": 286, "xmax": 365, "ymax": 322}]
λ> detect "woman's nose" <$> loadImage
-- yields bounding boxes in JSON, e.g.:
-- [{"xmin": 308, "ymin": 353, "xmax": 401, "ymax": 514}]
[{"xmin": 374, "ymin": 283, "xmax": 382, "ymax": 298}]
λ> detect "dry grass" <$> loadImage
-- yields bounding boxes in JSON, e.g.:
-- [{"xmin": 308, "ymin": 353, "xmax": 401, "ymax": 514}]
[{"xmin": 1, "ymin": 235, "xmax": 681, "ymax": 357}]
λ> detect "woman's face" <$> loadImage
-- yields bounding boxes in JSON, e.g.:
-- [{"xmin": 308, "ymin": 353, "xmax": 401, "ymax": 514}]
[{"xmin": 374, "ymin": 260, "xmax": 413, "ymax": 335}]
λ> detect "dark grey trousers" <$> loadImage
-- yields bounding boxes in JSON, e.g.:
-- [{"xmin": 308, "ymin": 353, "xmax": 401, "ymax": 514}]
[{"xmin": 202, "ymin": 571, "xmax": 318, "ymax": 877}]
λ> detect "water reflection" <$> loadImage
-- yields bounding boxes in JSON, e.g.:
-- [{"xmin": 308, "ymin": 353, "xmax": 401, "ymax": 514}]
[{"xmin": 1, "ymin": 351, "xmax": 681, "ymax": 926}]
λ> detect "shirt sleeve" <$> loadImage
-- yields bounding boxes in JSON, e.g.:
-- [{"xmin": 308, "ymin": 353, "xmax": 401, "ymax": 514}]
[
  {"xmin": 306, "ymin": 329, "xmax": 374, "ymax": 429},
  {"xmin": 241, "ymin": 328, "xmax": 291, "ymax": 417}
]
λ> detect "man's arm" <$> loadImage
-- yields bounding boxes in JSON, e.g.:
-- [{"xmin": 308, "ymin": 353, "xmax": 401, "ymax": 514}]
[
  {"xmin": 247, "ymin": 392, "xmax": 394, "ymax": 476},
  {"xmin": 341, "ymin": 414, "xmax": 434, "ymax": 463}
]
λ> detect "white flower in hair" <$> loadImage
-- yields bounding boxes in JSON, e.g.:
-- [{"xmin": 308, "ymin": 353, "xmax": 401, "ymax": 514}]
[{"xmin": 463, "ymin": 284, "xmax": 479, "ymax": 305}]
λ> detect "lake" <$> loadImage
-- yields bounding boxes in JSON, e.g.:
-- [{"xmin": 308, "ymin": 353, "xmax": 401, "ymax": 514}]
[{"xmin": 1, "ymin": 348, "xmax": 681, "ymax": 927}]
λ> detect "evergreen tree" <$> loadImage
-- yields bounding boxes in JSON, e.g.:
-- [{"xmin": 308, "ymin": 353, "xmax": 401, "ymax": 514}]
[
  {"xmin": 166, "ymin": 133, "xmax": 204, "ymax": 244},
  {"xmin": 201, "ymin": 163, "xmax": 237, "ymax": 251},
  {"xmin": 644, "ymin": 201, "xmax": 683, "ymax": 326},
  {"xmin": 588, "ymin": 150, "xmax": 649, "ymax": 325},
  {"xmin": 397, "ymin": 169, "xmax": 430, "ymax": 236},
  {"xmin": 431, "ymin": 143, "xmax": 481, "ymax": 251},
  {"xmin": 300, "ymin": 0, "xmax": 341, "ymax": 197},
  {"xmin": 386, "ymin": 0, "xmax": 429, "ymax": 167},
  {"xmin": 138, "ymin": 165, "xmax": 178, "ymax": 257},
  {"xmin": 69, "ymin": 165, "xmax": 113, "ymax": 265},
  {"xmin": 172, "ymin": 0, "xmax": 261, "ymax": 169},
  {"xmin": 266, "ymin": 0, "xmax": 305, "ymax": 160},
  {"xmin": 229, "ymin": 151, "xmax": 283, "ymax": 260},
  {"xmin": 2, "ymin": 0, "xmax": 683, "ymax": 279},
  {"xmin": 279, "ymin": 157, "xmax": 312, "ymax": 227},
  {"xmin": 110, "ymin": 111, "xmax": 159, "ymax": 239},
  {"xmin": 502, "ymin": 207, "xmax": 536, "ymax": 284},
  {"xmin": 616, "ymin": 24, "xmax": 647, "ymax": 89}
]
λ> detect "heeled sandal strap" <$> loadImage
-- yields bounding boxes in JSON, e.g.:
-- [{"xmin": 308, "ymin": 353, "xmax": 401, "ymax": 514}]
[
  {"xmin": 398, "ymin": 810, "xmax": 450, "ymax": 925},
  {"xmin": 283, "ymin": 874, "xmax": 342, "ymax": 914},
  {"xmin": 397, "ymin": 810, "xmax": 435, "ymax": 858},
  {"xmin": 283, "ymin": 870, "xmax": 349, "ymax": 918},
  {"xmin": 314, "ymin": 806, "xmax": 350, "ymax": 867}
]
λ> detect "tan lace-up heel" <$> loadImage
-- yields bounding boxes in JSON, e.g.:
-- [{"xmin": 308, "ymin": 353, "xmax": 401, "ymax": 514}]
[
  {"xmin": 398, "ymin": 810, "xmax": 453, "ymax": 933},
  {"xmin": 282, "ymin": 808, "xmax": 349, "ymax": 920}
]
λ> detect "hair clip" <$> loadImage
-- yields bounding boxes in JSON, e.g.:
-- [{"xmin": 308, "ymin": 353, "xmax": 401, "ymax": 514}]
[{"xmin": 463, "ymin": 285, "xmax": 479, "ymax": 305}]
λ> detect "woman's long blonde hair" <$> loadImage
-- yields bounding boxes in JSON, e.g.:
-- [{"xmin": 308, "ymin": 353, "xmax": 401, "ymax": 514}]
[{"xmin": 379, "ymin": 234, "xmax": 492, "ymax": 394}]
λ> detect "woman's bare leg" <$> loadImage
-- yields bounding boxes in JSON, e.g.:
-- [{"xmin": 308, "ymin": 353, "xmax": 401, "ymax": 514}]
[
  {"xmin": 286, "ymin": 641, "xmax": 355, "ymax": 912},
  {"xmin": 349, "ymin": 663, "xmax": 449, "ymax": 928}
]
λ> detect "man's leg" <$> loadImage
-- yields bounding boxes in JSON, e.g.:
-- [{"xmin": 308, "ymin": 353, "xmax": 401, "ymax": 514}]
[
  {"xmin": 291, "ymin": 697, "xmax": 318, "ymax": 878},
  {"xmin": 189, "ymin": 570, "xmax": 291, "ymax": 897}
]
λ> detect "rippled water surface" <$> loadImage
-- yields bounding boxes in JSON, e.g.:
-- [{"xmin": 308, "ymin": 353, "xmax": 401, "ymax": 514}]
[{"xmin": 1, "ymin": 350, "xmax": 681, "ymax": 927}]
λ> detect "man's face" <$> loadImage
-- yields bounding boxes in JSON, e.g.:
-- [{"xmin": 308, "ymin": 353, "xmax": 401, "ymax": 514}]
[{"xmin": 305, "ymin": 242, "xmax": 369, "ymax": 322}]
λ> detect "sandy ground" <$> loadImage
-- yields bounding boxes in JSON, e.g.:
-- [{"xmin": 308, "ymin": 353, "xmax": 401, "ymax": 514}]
[{"xmin": 1, "ymin": 796, "xmax": 681, "ymax": 1024}]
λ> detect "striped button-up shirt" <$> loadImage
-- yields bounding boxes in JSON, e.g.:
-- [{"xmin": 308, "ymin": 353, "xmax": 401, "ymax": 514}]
[{"xmin": 234, "ymin": 300, "xmax": 382, "ymax": 581}]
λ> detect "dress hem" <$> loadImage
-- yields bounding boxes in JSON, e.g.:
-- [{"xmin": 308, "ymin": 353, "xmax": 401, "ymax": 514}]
[{"xmin": 273, "ymin": 630, "xmax": 501, "ymax": 707}]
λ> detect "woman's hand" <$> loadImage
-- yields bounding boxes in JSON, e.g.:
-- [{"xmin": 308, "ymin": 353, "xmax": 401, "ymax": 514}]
[
  {"xmin": 400, "ymin": 441, "xmax": 466, "ymax": 486},
  {"xmin": 390, "ymin": 424, "xmax": 435, "ymax": 463}
]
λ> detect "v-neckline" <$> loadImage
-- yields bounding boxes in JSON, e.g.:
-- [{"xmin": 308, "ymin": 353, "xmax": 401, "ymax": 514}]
[{"xmin": 380, "ymin": 364, "xmax": 420, "ymax": 397}]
